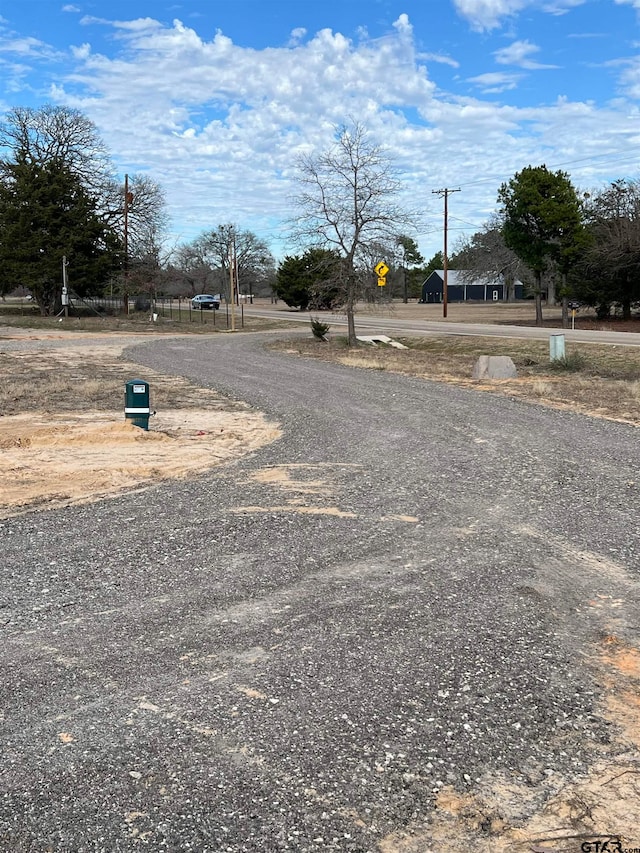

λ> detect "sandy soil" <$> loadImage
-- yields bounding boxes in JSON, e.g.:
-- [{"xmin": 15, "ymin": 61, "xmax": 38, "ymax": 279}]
[
  {"xmin": 0, "ymin": 329, "xmax": 280, "ymax": 518},
  {"xmin": 0, "ymin": 408, "xmax": 280, "ymax": 518}
]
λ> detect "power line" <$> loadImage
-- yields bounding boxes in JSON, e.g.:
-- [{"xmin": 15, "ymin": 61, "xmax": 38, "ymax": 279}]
[{"xmin": 457, "ymin": 146, "xmax": 640, "ymax": 192}]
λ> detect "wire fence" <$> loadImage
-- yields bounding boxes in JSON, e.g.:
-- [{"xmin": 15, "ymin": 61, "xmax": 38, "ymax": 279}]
[{"xmin": 72, "ymin": 294, "xmax": 252, "ymax": 327}]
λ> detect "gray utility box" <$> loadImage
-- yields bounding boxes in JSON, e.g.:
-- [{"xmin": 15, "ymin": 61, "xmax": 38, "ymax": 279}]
[{"xmin": 124, "ymin": 379, "xmax": 151, "ymax": 430}]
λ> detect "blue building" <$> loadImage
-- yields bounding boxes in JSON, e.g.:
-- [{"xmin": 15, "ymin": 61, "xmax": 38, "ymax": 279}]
[{"xmin": 420, "ymin": 270, "xmax": 525, "ymax": 303}]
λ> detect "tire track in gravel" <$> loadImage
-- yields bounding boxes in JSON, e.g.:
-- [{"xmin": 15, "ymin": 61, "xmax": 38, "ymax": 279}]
[{"xmin": 126, "ymin": 333, "xmax": 640, "ymax": 850}]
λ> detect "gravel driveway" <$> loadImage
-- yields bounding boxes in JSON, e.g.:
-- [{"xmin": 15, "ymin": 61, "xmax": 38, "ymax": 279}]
[{"xmin": 2, "ymin": 332, "xmax": 639, "ymax": 852}]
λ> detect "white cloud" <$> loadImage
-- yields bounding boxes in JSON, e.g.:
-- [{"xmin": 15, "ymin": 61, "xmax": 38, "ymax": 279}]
[
  {"xmin": 0, "ymin": 25, "xmax": 62, "ymax": 97},
  {"xmin": 393, "ymin": 12, "xmax": 413, "ymax": 37},
  {"xmin": 452, "ymin": 0, "xmax": 531, "ymax": 30},
  {"xmin": 50, "ymin": 16, "xmax": 440, "ymax": 245},
  {"xmin": 615, "ymin": 56, "xmax": 640, "ymax": 97},
  {"xmin": 494, "ymin": 39, "xmax": 558, "ymax": 68},
  {"xmin": 452, "ymin": 0, "xmax": 587, "ymax": 30},
  {"xmin": 62, "ymin": 17, "xmax": 436, "ymax": 136},
  {"xmin": 79, "ymin": 15, "xmax": 162, "ymax": 34},
  {"xmin": 70, "ymin": 43, "xmax": 91, "ymax": 60},
  {"xmin": 0, "ymin": 34, "xmax": 55, "ymax": 58},
  {"xmin": 289, "ymin": 27, "xmax": 306, "ymax": 45},
  {"xmin": 11, "ymin": 11, "xmax": 636, "ymax": 260},
  {"xmin": 419, "ymin": 52, "xmax": 460, "ymax": 68},
  {"xmin": 567, "ymin": 31, "xmax": 608, "ymax": 39},
  {"xmin": 541, "ymin": 0, "xmax": 586, "ymax": 14},
  {"xmin": 467, "ymin": 71, "xmax": 522, "ymax": 91}
]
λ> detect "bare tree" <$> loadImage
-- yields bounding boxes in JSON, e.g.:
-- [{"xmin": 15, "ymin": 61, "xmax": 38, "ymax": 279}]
[
  {"xmin": 0, "ymin": 106, "xmax": 168, "ymax": 254},
  {"xmin": 0, "ymin": 106, "xmax": 169, "ymax": 305},
  {"xmin": 171, "ymin": 237, "xmax": 221, "ymax": 296},
  {"xmin": 576, "ymin": 179, "xmax": 640, "ymax": 319},
  {"xmin": 454, "ymin": 216, "xmax": 531, "ymax": 302},
  {"xmin": 0, "ymin": 105, "xmax": 112, "ymax": 192},
  {"xmin": 102, "ymin": 174, "xmax": 168, "ymax": 260},
  {"xmin": 292, "ymin": 122, "xmax": 415, "ymax": 345},
  {"xmin": 0, "ymin": 106, "xmax": 122, "ymax": 310},
  {"xmin": 200, "ymin": 225, "xmax": 275, "ymax": 301}
]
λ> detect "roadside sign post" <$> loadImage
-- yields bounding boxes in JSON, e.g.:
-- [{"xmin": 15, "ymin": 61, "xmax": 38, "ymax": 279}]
[
  {"xmin": 568, "ymin": 301, "xmax": 580, "ymax": 331},
  {"xmin": 374, "ymin": 261, "xmax": 389, "ymax": 288}
]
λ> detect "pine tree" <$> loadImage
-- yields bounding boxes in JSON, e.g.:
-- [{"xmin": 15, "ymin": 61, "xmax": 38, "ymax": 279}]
[{"xmin": 0, "ymin": 156, "xmax": 120, "ymax": 313}]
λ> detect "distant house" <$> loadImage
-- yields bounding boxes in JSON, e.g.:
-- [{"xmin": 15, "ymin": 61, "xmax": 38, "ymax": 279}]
[{"xmin": 420, "ymin": 270, "xmax": 524, "ymax": 303}]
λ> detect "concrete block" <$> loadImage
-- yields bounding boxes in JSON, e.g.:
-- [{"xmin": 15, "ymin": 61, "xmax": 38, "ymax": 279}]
[
  {"xmin": 356, "ymin": 335, "xmax": 408, "ymax": 349},
  {"xmin": 472, "ymin": 355, "xmax": 517, "ymax": 380}
]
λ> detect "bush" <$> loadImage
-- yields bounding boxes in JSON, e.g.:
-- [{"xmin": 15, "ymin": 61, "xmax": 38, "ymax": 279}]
[
  {"xmin": 310, "ymin": 317, "xmax": 330, "ymax": 341},
  {"xmin": 549, "ymin": 351, "xmax": 587, "ymax": 372}
]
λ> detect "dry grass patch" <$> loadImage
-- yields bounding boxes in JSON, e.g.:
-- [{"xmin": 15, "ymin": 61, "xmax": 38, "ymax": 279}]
[
  {"xmin": 0, "ymin": 347, "xmax": 250, "ymax": 416},
  {"xmin": 271, "ymin": 335, "xmax": 640, "ymax": 425},
  {"xmin": 0, "ymin": 310, "xmax": 291, "ymax": 336}
]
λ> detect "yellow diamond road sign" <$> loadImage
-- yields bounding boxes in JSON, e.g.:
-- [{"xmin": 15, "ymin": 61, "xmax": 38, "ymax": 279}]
[{"xmin": 375, "ymin": 261, "xmax": 389, "ymax": 277}]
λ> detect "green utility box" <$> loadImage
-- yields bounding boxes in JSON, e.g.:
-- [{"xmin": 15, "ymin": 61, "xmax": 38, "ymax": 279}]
[{"xmin": 124, "ymin": 379, "xmax": 151, "ymax": 430}]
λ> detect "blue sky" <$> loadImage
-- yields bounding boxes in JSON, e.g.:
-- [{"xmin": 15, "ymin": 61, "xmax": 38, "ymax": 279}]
[{"xmin": 2, "ymin": 0, "xmax": 640, "ymax": 261}]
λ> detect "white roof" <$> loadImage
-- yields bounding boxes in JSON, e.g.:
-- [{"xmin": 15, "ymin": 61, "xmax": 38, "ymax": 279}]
[{"xmin": 433, "ymin": 270, "xmax": 504, "ymax": 286}]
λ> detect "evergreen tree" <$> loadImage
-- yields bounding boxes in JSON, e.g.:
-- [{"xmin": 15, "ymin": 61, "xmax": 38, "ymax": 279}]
[
  {"xmin": 498, "ymin": 165, "xmax": 583, "ymax": 325},
  {"xmin": 0, "ymin": 155, "xmax": 121, "ymax": 313},
  {"xmin": 274, "ymin": 254, "xmax": 311, "ymax": 310},
  {"xmin": 0, "ymin": 105, "xmax": 166, "ymax": 309},
  {"xmin": 275, "ymin": 248, "xmax": 341, "ymax": 310}
]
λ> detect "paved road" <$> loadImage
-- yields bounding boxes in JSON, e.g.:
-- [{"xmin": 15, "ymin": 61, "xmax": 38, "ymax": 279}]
[
  {"xmin": 244, "ymin": 305, "xmax": 640, "ymax": 346},
  {"xmin": 2, "ymin": 333, "xmax": 639, "ymax": 851}
]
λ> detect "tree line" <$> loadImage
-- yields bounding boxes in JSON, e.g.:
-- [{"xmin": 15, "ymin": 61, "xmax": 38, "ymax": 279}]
[
  {"xmin": 452, "ymin": 165, "xmax": 640, "ymax": 327},
  {"xmin": 0, "ymin": 106, "xmax": 277, "ymax": 314},
  {"xmin": 1, "ymin": 105, "xmax": 638, "ymax": 333}
]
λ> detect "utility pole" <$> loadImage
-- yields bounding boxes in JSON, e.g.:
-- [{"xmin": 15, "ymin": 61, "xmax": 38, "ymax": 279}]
[
  {"xmin": 229, "ymin": 232, "xmax": 237, "ymax": 332},
  {"xmin": 432, "ymin": 187, "xmax": 460, "ymax": 318},
  {"xmin": 123, "ymin": 174, "xmax": 134, "ymax": 315}
]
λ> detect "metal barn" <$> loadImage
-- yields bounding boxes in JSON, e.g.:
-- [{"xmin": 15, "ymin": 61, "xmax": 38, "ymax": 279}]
[{"xmin": 420, "ymin": 270, "xmax": 524, "ymax": 303}]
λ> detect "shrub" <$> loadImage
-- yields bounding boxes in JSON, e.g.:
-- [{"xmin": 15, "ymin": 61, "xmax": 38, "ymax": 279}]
[
  {"xmin": 310, "ymin": 317, "xmax": 330, "ymax": 341},
  {"xmin": 549, "ymin": 351, "xmax": 587, "ymax": 372}
]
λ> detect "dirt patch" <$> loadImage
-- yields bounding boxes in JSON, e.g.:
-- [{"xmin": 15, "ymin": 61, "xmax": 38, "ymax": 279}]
[
  {"xmin": 375, "ymin": 629, "xmax": 640, "ymax": 853},
  {"xmin": 0, "ymin": 330, "xmax": 280, "ymax": 517},
  {"xmin": 230, "ymin": 463, "xmax": 421, "ymax": 523},
  {"xmin": 250, "ymin": 463, "xmax": 340, "ymax": 497}
]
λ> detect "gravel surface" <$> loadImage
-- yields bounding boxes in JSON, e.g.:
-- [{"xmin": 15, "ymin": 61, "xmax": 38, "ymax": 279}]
[{"xmin": 1, "ymin": 332, "xmax": 639, "ymax": 852}]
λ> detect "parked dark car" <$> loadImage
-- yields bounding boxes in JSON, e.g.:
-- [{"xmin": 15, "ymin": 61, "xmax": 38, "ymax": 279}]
[{"xmin": 191, "ymin": 294, "xmax": 220, "ymax": 310}]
